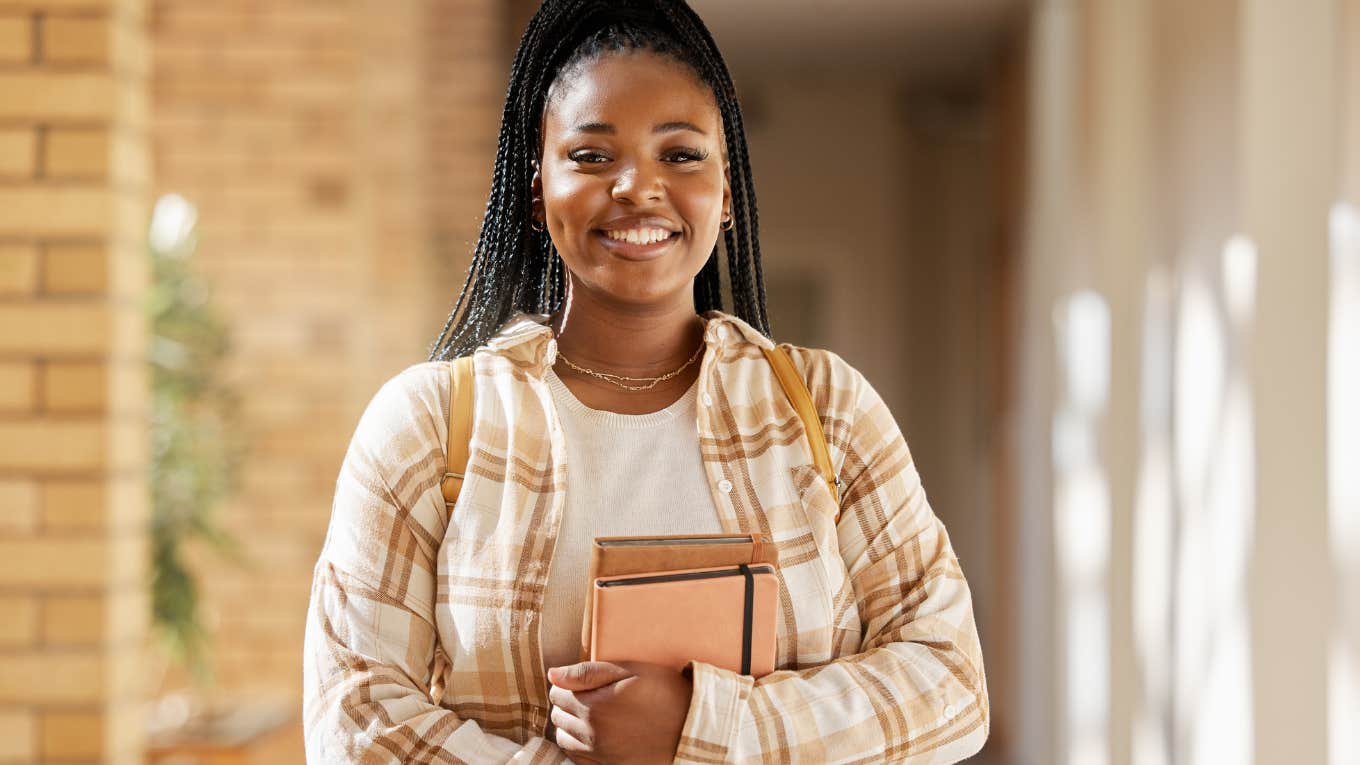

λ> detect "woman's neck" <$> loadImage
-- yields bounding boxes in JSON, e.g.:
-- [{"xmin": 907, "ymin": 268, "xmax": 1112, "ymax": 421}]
[
  {"xmin": 547, "ymin": 285, "xmax": 707, "ymax": 413},
  {"xmin": 549, "ymin": 293, "xmax": 704, "ymax": 379}
]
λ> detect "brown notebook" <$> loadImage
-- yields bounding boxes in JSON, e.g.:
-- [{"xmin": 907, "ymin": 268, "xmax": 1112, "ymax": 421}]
[
  {"xmin": 579, "ymin": 533, "xmax": 783, "ymax": 675},
  {"xmin": 591, "ymin": 563, "xmax": 779, "ymax": 678}
]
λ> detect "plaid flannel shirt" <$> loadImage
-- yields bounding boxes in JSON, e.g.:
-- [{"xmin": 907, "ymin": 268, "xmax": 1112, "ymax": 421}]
[{"xmin": 303, "ymin": 310, "xmax": 989, "ymax": 763}]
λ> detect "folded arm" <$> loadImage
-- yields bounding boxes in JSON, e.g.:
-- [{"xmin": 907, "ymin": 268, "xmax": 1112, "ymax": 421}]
[{"xmin": 676, "ymin": 359, "xmax": 989, "ymax": 764}]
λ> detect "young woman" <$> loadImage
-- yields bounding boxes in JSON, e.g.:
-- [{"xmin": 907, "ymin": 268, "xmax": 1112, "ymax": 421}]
[{"xmin": 303, "ymin": 1, "xmax": 989, "ymax": 763}]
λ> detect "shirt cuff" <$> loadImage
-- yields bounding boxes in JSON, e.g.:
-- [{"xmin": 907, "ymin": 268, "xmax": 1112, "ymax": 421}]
[{"xmin": 674, "ymin": 660, "xmax": 753, "ymax": 764}]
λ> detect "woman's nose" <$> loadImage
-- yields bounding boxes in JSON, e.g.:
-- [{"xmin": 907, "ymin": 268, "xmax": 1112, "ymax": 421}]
[{"xmin": 610, "ymin": 163, "xmax": 663, "ymax": 204}]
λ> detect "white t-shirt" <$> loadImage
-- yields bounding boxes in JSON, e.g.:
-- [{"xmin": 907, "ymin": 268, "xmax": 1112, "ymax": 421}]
[{"xmin": 539, "ymin": 367, "xmax": 724, "ymax": 674}]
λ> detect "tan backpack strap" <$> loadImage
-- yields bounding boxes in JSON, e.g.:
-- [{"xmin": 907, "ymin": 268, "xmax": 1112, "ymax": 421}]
[
  {"xmin": 441, "ymin": 356, "xmax": 476, "ymax": 512},
  {"xmin": 761, "ymin": 346, "xmax": 842, "ymax": 521}
]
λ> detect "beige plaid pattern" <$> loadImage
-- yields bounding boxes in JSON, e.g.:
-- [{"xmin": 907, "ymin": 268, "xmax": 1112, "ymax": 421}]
[{"xmin": 303, "ymin": 311, "xmax": 989, "ymax": 763}]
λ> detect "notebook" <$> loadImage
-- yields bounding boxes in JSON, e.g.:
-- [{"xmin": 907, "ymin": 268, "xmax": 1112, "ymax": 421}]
[{"xmin": 582, "ymin": 533, "xmax": 780, "ymax": 678}]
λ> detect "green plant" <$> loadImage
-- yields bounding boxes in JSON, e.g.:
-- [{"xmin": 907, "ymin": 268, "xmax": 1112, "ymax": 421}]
[{"xmin": 147, "ymin": 194, "xmax": 246, "ymax": 682}]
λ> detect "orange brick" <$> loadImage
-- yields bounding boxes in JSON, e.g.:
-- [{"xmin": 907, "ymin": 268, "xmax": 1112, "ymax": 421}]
[
  {"xmin": 0, "ymin": 127, "xmax": 36, "ymax": 176},
  {"xmin": 44, "ymin": 127, "xmax": 108, "ymax": 178},
  {"xmin": 42, "ymin": 360, "xmax": 106, "ymax": 412},
  {"xmin": 0, "ymin": 303, "xmax": 111, "ymax": 355},
  {"xmin": 0, "ymin": 478, "xmax": 39, "ymax": 533},
  {"xmin": 41, "ymin": 480, "xmax": 105, "ymax": 530},
  {"xmin": 0, "ymin": 361, "xmax": 37, "ymax": 412},
  {"xmin": 42, "ymin": 15, "xmax": 107, "ymax": 64},
  {"xmin": 0, "ymin": 538, "xmax": 106, "ymax": 588},
  {"xmin": 0, "ymin": 72, "xmax": 113, "ymax": 119},
  {"xmin": 0, "ymin": 710, "xmax": 36, "ymax": 761},
  {"xmin": 42, "ymin": 242, "xmax": 107, "ymax": 293},
  {"xmin": 41, "ymin": 710, "xmax": 103, "ymax": 759},
  {"xmin": 0, "ymin": 187, "xmax": 112, "ymax": 236},
  {"xmin": 0, "ymin": 420, "xmax": 105, "ymax": 472},
  {"xmin": 0, "ymin": 1, "xmax": 109, "ymax": 8},
  {"xmin": 42, "ymin": 593, "xmax": 103, "ymax": 645},
  {"xmin": 0, "ymin": 243, "xmax": 39, "ymax": 294},
  {"xmin": 0, "ymin": 594, "xmax": 38, "ymax": 647},
  {"xmin": 47, "ymin": 476, "xmax": 147, "ymax": 530},
  {"xmin": 0, "ymin": 14, "xmax": 30, "ymax": 63},
  {"xmin": 0, "ymin": 650, "xmax": 103, "ymax": 703}
]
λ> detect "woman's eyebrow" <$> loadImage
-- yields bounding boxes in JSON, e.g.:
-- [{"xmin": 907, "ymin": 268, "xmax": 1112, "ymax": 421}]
[{"xmin": 570, "ymin": 120, "xmax": 707, "ymax": 135}]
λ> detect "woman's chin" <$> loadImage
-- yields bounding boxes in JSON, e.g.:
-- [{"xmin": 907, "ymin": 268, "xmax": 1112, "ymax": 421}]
[
  {"xmin": 578, "ymin": 273, "xmax": 697, "ymax": 309},
  {"xmin": 568, "ymin": 261, "xmax": 698, "ymax": 303}
]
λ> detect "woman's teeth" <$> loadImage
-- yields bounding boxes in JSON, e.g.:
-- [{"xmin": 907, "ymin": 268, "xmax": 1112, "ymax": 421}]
[{"xmin": 603, "ymin": 228, "xmax": 674, "ymax": 245}]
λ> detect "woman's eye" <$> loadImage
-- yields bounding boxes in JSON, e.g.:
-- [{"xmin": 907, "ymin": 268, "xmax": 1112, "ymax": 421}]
[
  {"xmin": 666, "ymin": 148, "xmax": 709, "ymax": 163},
  {"xmin": 569, "ymin": 151, "xmax": 609, "ymax": 164}
]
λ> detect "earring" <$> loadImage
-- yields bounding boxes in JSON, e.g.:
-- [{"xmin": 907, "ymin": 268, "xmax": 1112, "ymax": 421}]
[
  {"xmin": 530, "ymin": 217, "xmax": 546, "ymax": 232},
  {"xmin": 721, "ymin": 213, "xmax": 734, "ymax": 232}
]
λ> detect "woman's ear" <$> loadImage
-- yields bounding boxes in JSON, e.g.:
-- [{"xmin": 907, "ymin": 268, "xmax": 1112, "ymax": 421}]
[{"xmin": 530, "ymin": 159, "xmax": 545, "ymax": 222}]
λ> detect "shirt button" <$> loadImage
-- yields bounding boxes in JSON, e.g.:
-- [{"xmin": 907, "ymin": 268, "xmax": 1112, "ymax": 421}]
[
  {"xmin": 717, "ymin": 479, "xmax": 733, "ymax": 494},
  {"xmin": 943, "ymin": 704, "xmax": 957, "ymax": 719},
  {"xmin": 701, "ymin": 392, "xmax": 713, "ymax": 407}
]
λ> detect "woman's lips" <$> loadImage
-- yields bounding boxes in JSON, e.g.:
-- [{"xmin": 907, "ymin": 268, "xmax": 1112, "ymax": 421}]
[{"xmin": 594, "ymin": 230, "xmax": 680, "ymax": 261}]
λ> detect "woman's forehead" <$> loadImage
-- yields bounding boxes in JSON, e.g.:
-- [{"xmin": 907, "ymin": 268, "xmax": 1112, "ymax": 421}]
[{"xmin": 543, "ymin": 52, "xmax": 720, "ymax": 138}]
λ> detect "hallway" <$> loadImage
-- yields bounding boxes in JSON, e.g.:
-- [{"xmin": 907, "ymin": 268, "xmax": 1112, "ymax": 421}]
[{"xmin": 0, "ymin": 0, "xmax": 1356, "ymax": 762}]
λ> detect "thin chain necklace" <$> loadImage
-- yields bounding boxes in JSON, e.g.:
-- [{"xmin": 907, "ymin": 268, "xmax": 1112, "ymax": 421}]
[{"xmin": 555, "ymin": 339, "xmax": 705, "ymax": 392}]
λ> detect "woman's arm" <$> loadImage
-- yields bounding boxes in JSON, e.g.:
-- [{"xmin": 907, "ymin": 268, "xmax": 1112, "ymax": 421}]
[
  {"xmin": 675, "ymin": 356, "xmax": 989, "ymax": 764},
  {"xmin": 302, "ymin": 366, "xmax": 565, "ymax": 764}
]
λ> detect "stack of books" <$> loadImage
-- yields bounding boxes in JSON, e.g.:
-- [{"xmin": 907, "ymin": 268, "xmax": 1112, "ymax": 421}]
[{"xmin": 583, "ymin": 532, "xmax": 780, "ymax": 678}]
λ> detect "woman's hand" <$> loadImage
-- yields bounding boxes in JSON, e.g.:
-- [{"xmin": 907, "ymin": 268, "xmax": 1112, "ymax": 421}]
[{"xmin": 546, "ymin": 660, "xmax": 693, "ymax": 765}]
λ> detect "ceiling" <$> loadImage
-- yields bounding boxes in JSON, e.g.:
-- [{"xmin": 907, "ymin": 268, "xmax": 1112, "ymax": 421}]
[{"xmin": 687, "ymin": 0, "xmax": 1025, "ymax": 85}]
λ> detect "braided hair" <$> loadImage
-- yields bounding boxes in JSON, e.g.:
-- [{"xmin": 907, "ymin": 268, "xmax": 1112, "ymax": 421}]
[{"xmin": 426, "ymin": 0, "xmax": 769, "ymax": 361}]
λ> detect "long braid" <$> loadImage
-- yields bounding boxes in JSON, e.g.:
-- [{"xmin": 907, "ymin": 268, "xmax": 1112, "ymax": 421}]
[{"xmin": 427, "ymin": 0, "xmax": 770, "ymax": 361}]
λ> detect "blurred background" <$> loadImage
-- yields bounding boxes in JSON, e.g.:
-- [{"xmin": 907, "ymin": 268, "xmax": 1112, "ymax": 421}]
[{"xmin": 0, "ymin": 0, "xmax": 1356, "ymax": 763}]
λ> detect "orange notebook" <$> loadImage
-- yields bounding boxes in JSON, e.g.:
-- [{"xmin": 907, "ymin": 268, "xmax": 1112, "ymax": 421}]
[{"xmin": 583, "ymin": 533, "xmax": 780, "ymax": 678}]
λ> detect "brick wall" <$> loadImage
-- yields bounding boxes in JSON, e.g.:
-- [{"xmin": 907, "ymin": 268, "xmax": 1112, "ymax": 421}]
[
  {"xmin": 148, "ymin": 0, "xmax": 503, "ymax": 715},
  {"xmin": 0, "ymin": 1, "xmax": 151, "ymax": 763}
]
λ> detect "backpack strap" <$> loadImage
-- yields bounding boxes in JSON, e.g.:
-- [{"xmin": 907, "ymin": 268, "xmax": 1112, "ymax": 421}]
[
  {"xmin": 441, "ymin": 357, "xmax": 476, "ymax": 511},
  {"xmin": 431, "ymin": 357, "xmax": 474, "ymax": 704},
  {"xmin": 761, "ymin": 346, "xmax": 842, "ymax": 522}
]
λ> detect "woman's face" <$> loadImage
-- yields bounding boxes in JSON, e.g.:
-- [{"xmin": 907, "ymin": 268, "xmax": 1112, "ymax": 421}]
[{"xmin": 535, "ymin": 51, "xmax": 730, "ymax": 311}]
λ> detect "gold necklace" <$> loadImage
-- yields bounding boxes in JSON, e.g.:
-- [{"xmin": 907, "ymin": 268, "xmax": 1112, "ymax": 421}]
[{"xmin": 555, "ymin": 341, "xmax": 705, "ymax": 391}]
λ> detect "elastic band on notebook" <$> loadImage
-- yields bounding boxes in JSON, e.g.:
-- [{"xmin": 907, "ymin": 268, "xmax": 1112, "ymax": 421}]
[{"xmin": 739, "ymin": 563, "xmax": 753, "ymax": 675}]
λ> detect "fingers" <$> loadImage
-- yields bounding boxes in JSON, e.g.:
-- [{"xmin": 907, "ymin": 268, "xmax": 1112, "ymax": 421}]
[
  {"xmin": 550, "ymin": 704, "xmax": 594, "ymax": 750},
  {"xmin": 546, "ymin": 660, "xmax": 634, "ymax": 691},
  {"xmin": 548, "ymin": 683, "xmax": 590, "ymax": 719}
]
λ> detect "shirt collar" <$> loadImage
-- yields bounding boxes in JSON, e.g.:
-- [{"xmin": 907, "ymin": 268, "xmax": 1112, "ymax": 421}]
[
  {"xmin": 481, "ymin": 309, "xmax": 774, "ymax": 375},
  {"xmin": 698, "ymin": 309, "xmax": 775, "ymax": 350}
]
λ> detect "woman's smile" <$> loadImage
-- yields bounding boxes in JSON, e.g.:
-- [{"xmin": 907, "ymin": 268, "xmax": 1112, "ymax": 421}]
[
  {"xmin": 594, "ymin": 224, "xmax": 683, "ymax": 261},
  {"xmin": 593, "ymin": 213, "xmax": 684, "ymax": 261}
]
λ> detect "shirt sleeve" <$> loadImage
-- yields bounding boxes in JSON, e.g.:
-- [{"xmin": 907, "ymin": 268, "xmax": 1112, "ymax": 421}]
[
  {"xmin": 674, "ymin": 358, "xmax": 990, "ymax": 764},
  {"xmin": 302, "ymin": 366, "xmax": 565, "ymax": 764}
]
